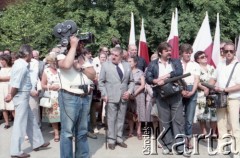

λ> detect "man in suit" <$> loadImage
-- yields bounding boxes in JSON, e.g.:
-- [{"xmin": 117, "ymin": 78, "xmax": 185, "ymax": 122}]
[{"xmin": 98, "ymin": 47, "xmax": 134, "ymax": 150}]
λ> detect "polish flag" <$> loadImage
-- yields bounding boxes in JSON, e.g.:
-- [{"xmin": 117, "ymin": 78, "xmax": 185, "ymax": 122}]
[
  {"xmin": 192, "ymin": 12, "xmax": 213, "ymax": 64},
  {"xmin": 236, "ymin": 35, "xmax": 240, "ymax": 61},
  {"xmin": 138, "ymin": 18, "xmax": 150, "ymax": 64},
  {"xmin": 211, "ymin": 13, "xmax": 221, "ymax": 67},
  {"xmin": 129, "ymin": 12, "xmax": 136, "ymax": 45},
  {"xmin": 167, "ymin": 8, "xmax": 179, "ymax": 59}
]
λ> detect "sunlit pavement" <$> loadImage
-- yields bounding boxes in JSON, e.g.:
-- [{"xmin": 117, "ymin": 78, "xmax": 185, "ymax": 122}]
[{"xmin": 0, "ymin": 120, "xmax": 234, "ymax": 158}]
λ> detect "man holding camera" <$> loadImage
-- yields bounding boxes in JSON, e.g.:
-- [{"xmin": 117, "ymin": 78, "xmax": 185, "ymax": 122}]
[
  {"xmin": 145, "ymin": 42, "xmax": 186, "ymax": 156},
  {"xmin": 208, "ymin": 42, "xmax": 240, "ymax": 158},
  {"xmin": 57, "ymin": 36, "xmax": 95, "ymax": 158}
]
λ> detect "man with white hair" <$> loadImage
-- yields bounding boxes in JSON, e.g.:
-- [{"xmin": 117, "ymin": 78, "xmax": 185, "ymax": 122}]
[
  {"xmin": 128, "ymin": 44, "xmax": 147, "ymax": 72},
  {"xmin": 32, "ymin": 50, "xmax": 45, "ymax": 79}
]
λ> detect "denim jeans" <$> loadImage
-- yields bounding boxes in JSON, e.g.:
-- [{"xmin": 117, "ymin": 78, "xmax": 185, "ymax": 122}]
[
  {"xmin": 59, "ymin": 90, "xmax": 90, "ymax": 158},
  {"xmin": 183, "ymin": 85, "xmax": 198, "ymax": 137}
]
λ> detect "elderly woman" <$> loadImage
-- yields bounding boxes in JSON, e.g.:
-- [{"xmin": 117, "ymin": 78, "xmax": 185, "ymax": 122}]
[
  {"xmin": 0, "ymin": 54, "xmax": 14, "ymax": 129},
  {"xmin": 127, "ymin": 56, "xmax": 146, "ymax": 140},
  {"xmin": 41, "ymin": 54, "xmax": 61, "ymax": 142},
  {"xmin": 194, "ymin": 51, "xmax": 217, "ymax": 137}
]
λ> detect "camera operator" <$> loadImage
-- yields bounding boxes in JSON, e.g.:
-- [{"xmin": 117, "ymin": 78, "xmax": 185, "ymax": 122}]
[{"xmin": 57, "ymin": 35, "xmax": 96, "ymax": 158}]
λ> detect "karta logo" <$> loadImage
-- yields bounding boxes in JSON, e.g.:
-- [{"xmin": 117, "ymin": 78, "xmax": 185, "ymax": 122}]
[{"xmin": 142, "ymin": 126, "xmax": 239, "ymax": 156}]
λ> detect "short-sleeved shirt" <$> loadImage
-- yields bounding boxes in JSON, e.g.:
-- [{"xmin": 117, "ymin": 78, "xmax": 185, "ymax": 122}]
[
  {"xmin": 212, "ymin": 59, "xmax": 240, "ymax": 99},
  {"xmin": 57, "ymin": 54, "xmax": 93, "ymax": 94},
  {"xmin": 9, "ymin": 58, "xmax": 32, "ymax": 91},
  {"xmin": 181, "ymin": 60, "xmax": 201, "ymax": 85}
]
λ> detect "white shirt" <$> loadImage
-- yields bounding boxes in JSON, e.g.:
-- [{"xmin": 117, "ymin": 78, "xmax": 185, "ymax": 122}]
[
  {"xmin": 93, "ymin": 57, "xmax": 101, "ymax": 75},
  {"xmin": 181, "ymin": 60, "xmax": 201, "ymax": 85},
  {"xmin": 30, "ymin": 58, "xmax": 39, "ymax": 91},
  {"xmin": 93, "ymin": 57, "xmax": 100, "ymax": 69},
  {"xmin": 57, "ymin": 54, "xmax": 93, "ymax": 94},
  {"xmin": 158, "ymin": 59, "xmax": 173, "ymax": 77},
  {"xmin": 213, "ymin": 59, "xmax": 240, "ymax": 99}
]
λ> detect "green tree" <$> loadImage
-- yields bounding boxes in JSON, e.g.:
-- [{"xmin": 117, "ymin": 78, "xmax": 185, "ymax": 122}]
[{"xmin": 0, "ymin": 0, "xmax": 240, "ymax": 56}]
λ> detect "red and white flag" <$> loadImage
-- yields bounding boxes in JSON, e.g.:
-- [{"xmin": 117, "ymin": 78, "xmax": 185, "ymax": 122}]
[
  {"xmin": 138, "ymin": 18, "xmax": 150, "ymax": 64},
  {"xmin": 211, "ymin": 13, "xmax": 221, "ymax": 67},
  {"xmin": 192, "ymin": 12, "xmax": 213, "ymax": 64},
  {"xmin": 129, "ymin": 12, "xmax": 136, "ymax": 45},
  {"xmin": 167, "ymin": 8, "xmax": 179, "ymax": 59},
  {"xmin": 236, "ymin": 35, "xmax": 240, "ymax": 61}
]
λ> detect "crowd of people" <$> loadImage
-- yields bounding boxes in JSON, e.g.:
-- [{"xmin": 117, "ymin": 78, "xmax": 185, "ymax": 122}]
[{"xmin": 0, "ymin": 38, "xmax": 240, "ymax": 158}]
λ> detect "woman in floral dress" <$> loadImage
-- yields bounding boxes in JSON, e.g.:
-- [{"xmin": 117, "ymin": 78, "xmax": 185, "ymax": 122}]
[
  {"xmin": 194, "ymin": 51, "xmax": 217, "ymax": 136},
  {"xmin": 41, "ymin": 54, "xmax": 61, "ymax": 142}
]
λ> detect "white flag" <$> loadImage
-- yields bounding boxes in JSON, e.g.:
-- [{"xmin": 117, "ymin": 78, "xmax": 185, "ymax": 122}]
[
  {"xmin": 129, "ymin": 12, "xmax": 136, "ymax": 45},
  {"xmin": 211, "ymin": 13, "xmax": 221, "ymax": 67},
  {"xmin": 192, "ymin": 12, "xmax": 213, "ymax": 64}
]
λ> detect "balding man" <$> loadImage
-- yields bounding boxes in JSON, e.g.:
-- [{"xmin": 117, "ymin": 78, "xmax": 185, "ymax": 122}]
[
  {"xmin": 32, "ymin": 50, "xmax": 45, "ymax": 79},
  {"xmin": 99, "ymin": 47, "xmax": 134, "ymax": 150},
  {"xmin": 128, "ymin": 45, "xmax": 147, "ymax": 71}
]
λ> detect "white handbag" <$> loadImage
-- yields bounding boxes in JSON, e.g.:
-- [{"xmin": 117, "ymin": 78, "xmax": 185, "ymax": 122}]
[
  {"xmin": 40, "ymin": 96, "xmax": 52, "ymax": 108},
  {"xmin": 40, "ymin": 87, "xmax": 52, "ymax": 108}
]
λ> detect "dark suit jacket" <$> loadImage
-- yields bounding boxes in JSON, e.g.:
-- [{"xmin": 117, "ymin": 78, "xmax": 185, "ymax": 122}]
[{"xmin": 145, "ymin": 58, "xmax": 183, "ymax": 96}]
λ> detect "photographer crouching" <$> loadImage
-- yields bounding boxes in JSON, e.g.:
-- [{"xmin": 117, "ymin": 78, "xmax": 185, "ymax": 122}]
[{"xmin": 57, "ymin": 35, "xmax": 96, "ymax": 158}]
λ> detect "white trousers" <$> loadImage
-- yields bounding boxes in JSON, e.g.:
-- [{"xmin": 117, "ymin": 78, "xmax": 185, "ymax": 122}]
[
  {"xmin": 217, "ymin": 99, "xmax": 240, "ymax": 154},
  {"xmin": 10, "ymin": 92, "xmax": 44, "ymax": 156}
]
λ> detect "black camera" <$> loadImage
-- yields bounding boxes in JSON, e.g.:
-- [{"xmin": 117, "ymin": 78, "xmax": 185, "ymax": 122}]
[
  {"xmin": 78, "ymin": 85, "xmax": 88, "ymax": 94},
  {"xmin": 53, "ymin": 20, "xmax": 94, "ymax": 47}
]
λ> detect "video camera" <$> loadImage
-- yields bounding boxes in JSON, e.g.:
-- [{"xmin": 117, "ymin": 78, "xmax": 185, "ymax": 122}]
[{"xmin": 53, "ymin": 20, "xmax": 95, "ymax": 48}]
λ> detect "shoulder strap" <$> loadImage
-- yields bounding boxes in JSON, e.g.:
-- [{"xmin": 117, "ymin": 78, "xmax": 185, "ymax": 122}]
[{"xmin": 225, "ymin": 62, "xmax": 238, "ymax": 88}]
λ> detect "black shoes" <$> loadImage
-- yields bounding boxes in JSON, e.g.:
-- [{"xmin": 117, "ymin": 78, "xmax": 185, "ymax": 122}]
[
  {"xmin": 108, "ymin": 142, "xmax": 127, "ymax": 150},
  {"xmin": 116, "ymin": 142, "xmax": 127, "ymax": 148},
  {"xmin": 33, "ymin": 142, "xmax": 50, "ymax": 151},
  {"xmin": 108, "ymin": 144, "xmax": 115, "ymax": 150}
]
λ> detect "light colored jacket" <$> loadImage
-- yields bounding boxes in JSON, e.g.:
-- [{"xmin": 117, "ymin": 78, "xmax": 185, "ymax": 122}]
[{"xmin": 98, "ymin": 61, "xmax": 134, "ymax": 103}]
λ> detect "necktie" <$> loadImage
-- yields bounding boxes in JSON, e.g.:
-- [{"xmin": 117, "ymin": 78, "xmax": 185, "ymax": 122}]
[{"xmin": 116, "ymin": 64, "xmax": 123, "ymax": 80}]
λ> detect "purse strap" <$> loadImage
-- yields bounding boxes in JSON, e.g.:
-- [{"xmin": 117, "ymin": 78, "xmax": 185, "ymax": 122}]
[{"xmin": 225, "ymin": 62, "xmax": 238, "ymax": 88}]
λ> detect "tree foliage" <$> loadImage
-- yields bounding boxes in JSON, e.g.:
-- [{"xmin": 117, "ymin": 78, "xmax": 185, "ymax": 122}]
[{"xmin": 0, "ymin": 0, "xmax": 240, "ymax": 56}]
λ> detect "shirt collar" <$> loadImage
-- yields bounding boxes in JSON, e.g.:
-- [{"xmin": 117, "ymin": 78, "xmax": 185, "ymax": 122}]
[{"xmin": 158, "ymin": 58, "xmax": 171, "ymax": 64}]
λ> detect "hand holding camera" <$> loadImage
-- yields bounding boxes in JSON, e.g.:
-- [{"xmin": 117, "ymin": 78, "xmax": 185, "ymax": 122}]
[{"xmin": 70, "ymin": 36, "xmax": 79, "ymax": 49}]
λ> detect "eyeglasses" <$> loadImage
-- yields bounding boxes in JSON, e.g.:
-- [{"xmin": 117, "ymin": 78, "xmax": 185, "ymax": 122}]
[
  {"xmin": 223, "ymin": 50, "xmax": 234, "ymax": 54},
  {"xmin": 198, "ymin": 55, "xmax": 208, "ymax": 59}
]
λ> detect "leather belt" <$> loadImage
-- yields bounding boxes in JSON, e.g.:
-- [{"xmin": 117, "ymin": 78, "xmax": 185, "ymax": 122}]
[{"xmin": 60, "ymin": 89, "xmax": 87, "ymax": 97}]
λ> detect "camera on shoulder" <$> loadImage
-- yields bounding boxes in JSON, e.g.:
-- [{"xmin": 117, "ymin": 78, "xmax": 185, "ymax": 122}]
[{"xmin": 53, "ymin": 20, "xmax": 95, "ymax": 50}]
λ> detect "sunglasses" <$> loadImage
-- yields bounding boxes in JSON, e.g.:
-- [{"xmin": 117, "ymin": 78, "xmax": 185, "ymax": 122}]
[
  {"xmin": 198, "ymin": 55, "xmax": 208, "ymax": 59},
  {"xmin": 223, "ymin": 50, "xmax": 234, "ymax": 54}
]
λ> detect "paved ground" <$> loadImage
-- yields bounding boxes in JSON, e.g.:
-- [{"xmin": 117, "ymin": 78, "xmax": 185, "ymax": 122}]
[{"xmin": 0, "ymin": 119, "xmax": 235, "ymax": 158}]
